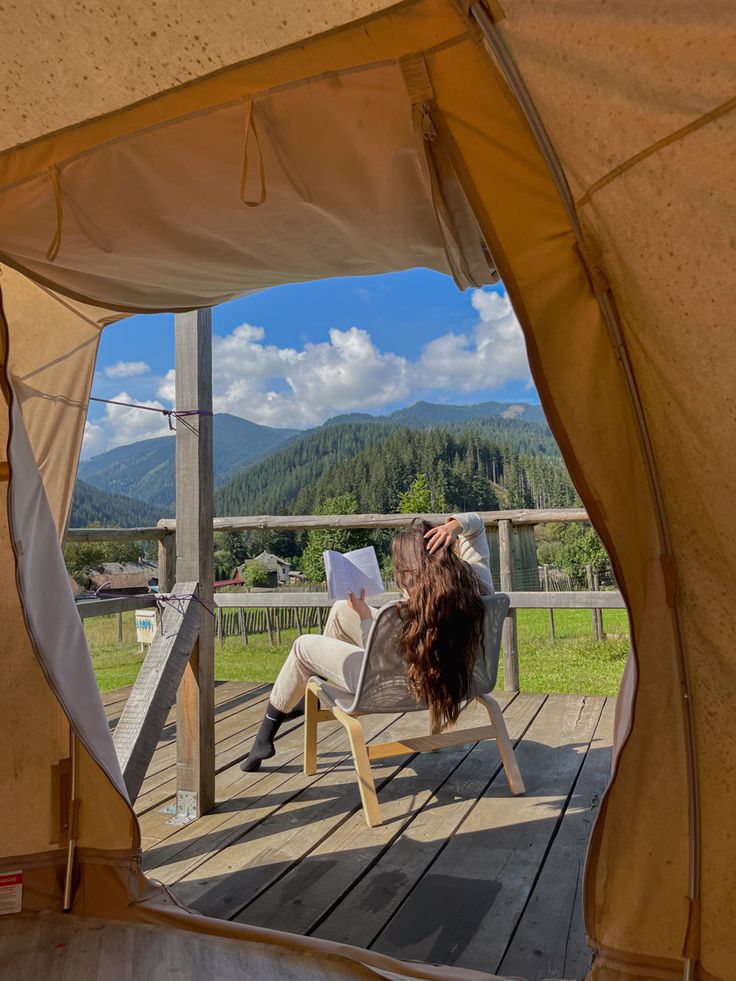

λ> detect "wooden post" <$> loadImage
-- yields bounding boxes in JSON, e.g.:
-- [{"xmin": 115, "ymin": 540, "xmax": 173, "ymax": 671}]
[
  {"xmin": 593, "ymin": 570, "xmax": 604, "ymax": 640},
  {"xmin": 543, "ymin": 563, "xmax": 555, "ymax": 643},
  {"xmin": 585, "ymin": 565, "xmax": 604, "ymax": 641},
  {"xmin": 498, "ymin": 519, "xmax": 519, "ymax": 691},
  {"xmin": 116, "ymin": 612, "xmax": 123, "ymax": 645},
  {"xmin": 174, "ymin": 308, "xmax": 215, "ymax": 820},
  {"xmin": 157, "ymin": 528, "xmax": 177, "ymax": 593},
  {"xmin": 275, "ymin": 610, "xmax": 281, "ymax": 645},
  {"xmin": 239, "ymin": 608, "xmax": 247, "ymax": 645},
  {"xmin": 265, "ymin": 608, "xmax": 273, "ymax": 645},
  {"xmin": 217, "ymin": 607, "xmax": 223, "ymax": 647}
]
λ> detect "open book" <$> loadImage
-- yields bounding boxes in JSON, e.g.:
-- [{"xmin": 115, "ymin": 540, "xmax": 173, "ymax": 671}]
[{"xmin": 323, "ymin": 546, "xmax": 384, "ymax": 602}]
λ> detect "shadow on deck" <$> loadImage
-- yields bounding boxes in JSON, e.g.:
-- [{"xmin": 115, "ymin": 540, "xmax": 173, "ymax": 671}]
[{"xmin": 103, "ymin": 682, "xmax": 614, "ymax": 981}]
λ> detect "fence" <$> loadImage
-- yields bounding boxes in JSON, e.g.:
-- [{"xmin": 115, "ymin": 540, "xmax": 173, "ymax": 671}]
[{"xmin": 71, "ymin": 508, "xmax": 627, "ymax": 692}]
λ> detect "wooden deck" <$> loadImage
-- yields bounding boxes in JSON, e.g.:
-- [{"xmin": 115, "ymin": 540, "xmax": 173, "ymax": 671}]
[{"xmin": 104, "ymin": 682, "xmax": 614, "ymax": 980}]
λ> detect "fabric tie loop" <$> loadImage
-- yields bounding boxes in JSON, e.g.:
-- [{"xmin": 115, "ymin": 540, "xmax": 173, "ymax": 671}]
[
  {"xmin": 46, "ymin": 165, "xmax": 64, "ymax": 262},
  {"xmin": 240, "ymin": 97, "xmax": 267, "ymax": 208}
]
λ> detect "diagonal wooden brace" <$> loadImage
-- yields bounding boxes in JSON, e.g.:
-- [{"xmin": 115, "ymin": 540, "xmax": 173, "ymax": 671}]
[{"xmin": 112, "ymin": 582, "xmax": 200, "ymax": 802}]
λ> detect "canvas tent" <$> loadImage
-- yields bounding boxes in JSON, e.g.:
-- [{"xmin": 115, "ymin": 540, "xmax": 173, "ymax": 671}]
[{"xmin": 1, "ymin": 2, "xmax": 734, "ymax": 979}]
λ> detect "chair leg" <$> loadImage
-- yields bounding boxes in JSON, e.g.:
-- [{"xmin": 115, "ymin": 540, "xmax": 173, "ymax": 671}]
[
  {"xmin": 303, "ymin": 685, "xmax": 319, "ymax": 776},
  {"xmin": 478, "ymin": 695, "xmax": 525, "ymax": 795},
  {"xmin": 334, "ymin": 707, "xmax": 382, "ymax": 827}
]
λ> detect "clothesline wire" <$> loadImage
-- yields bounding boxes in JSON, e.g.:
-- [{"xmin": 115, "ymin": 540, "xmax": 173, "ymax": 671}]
[{"xmin": 88, "ymin": 395, "xmax": 212, "ymax": 435}]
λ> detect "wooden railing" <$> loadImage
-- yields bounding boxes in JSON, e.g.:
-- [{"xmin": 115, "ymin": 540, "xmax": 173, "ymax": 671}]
[{"xmin": 70, "ymin": 509, "xmax": 624, "ymax": 691}]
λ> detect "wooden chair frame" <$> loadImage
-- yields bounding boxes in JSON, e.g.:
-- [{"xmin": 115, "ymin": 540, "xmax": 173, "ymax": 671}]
[{"xmin": 304, "ymin": 679, "xmax": 525, "ymax": 827}]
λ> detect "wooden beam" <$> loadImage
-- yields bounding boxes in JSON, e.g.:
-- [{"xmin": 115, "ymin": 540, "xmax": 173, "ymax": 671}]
[
  {"xmin": 155, "ymin": 508, "xmax": 589, "ymax": 534},
  {"xmin": 499, "ymin": 518, "xmax": 520, "ymax": 691},
  {"xmin": 77, "ymin": 595, "xmax": 155, "ymax": 618},
  {"xmin": 212, "ymin": 590, "xmax": 625, "ymax": 610},
  {"xmin": 174, "ymin": 309, "xmax": 215, "ymax": 819},
  {"xmin": 74, "ymin": 588, "xmax": 624, "ymax": 623},
  {"xmin": 112, "ymin": 583, "xmax": 199, "ymax": 802}
]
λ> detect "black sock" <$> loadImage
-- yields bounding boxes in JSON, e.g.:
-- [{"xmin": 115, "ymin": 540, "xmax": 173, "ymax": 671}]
[
  {"xmin": 284, "ymin": 696, "xmax": 305, "ymax": 719},
  {"xmin": 240, "ymin": 703, "xmax": 287, "ymax": 772}
]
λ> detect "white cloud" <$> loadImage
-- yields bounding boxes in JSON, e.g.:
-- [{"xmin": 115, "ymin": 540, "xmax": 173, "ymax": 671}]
[
  {"xmin": 81, "ymin": 420, "xmax": 107, "ymax": 459},
  {"xmin": 416, "ymin": 289, "xmax": 531, "ymax": 393},
  {"xmin": 165, "ymin": 323, "xmax": 412, "ymax": 428},
  {"xmin": 81, "ymin": 391, "xmax": 172, "ymax": 459},
  {"xmin": 85, "ymin": 287, "xmax": 532, "ymax": 451},
  {"xmin": 103, "ymin": 360, "xmax": 151, "ymax": 378}
]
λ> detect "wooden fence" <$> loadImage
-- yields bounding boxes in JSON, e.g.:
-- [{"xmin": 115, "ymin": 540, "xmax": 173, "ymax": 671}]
[{"xmin": 71, "ymin": 508, "xmax": 626, "ymax": 692}]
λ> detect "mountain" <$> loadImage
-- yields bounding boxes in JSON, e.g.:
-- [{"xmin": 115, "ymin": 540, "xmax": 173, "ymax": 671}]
[
  {"xmin": 73, "ymin": 400, "xmax": 564, "ymax": 528},
  {"xmin": 386, "ymin": 399, "xmax": 547, "ymax": 427},
  {"xmin": 215, "ymin": 415, "xmax": 574, "ymax": 518},
  {"xmin": 322, "ymin": 400, "xmax": 547, "ymax": 429},
  {"xmin": 70, "ymin": 480, "xmax": 165, "ymax": 528},
  {"xmin": 78, "ymin": 413, "xmax": 299, "ymax": 507}
]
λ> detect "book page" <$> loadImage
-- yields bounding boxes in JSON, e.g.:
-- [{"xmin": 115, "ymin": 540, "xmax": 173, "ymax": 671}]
[{"xmin": 323, "ymin": 546, "xmax": 383, "ymax": 601}]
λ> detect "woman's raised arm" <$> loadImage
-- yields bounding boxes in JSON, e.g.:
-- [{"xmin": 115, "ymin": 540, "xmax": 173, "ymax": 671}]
[{"xmin": 449, "ymin": 512, "xmax": 495, "ymax": 594}]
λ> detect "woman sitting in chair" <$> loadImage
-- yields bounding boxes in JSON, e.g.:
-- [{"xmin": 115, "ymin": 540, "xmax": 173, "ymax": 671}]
[{"xmin": 241, "ymin": 512, "xmax": 493, "ymax": 771}]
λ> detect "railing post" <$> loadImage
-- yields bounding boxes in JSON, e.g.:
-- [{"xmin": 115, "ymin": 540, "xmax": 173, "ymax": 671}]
[
  {"xmin": 157, "ymin": 526, "xmax": 177, "ymax": 593},
  {"xmin": 498, "ymin": 519, "xmax": 519, "ymax": 691},
  {"xmin": 543, "ymin": 563, "xmax": 556, "ymax": 643},
  {"xmin": 174, "ymin": 308, "xmax": 215, "ymax": 820},
  {"xmin": 586, "ymin": 564, "xmax": 604, "ymax": 642}
]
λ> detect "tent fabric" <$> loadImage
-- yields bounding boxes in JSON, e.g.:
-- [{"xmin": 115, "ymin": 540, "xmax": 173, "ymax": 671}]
[
  {"xmin": 492, "ymin": 6, "xmax": 736, "ymax": 979},
  {"xmin": 0, "ymin": 265, "xmax": 111, "ymax": 533},
  {"xmin": 1, "ymin": 1, "xmax": 734, "ymax": 979},
  {"xmin": 0, "ymin": 1, "xmax": 403, "ymax": 151}
]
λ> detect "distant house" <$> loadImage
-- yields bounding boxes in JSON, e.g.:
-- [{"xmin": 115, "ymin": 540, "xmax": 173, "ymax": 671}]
[
  {"xmin": 89, "ymin": 560, "xmax": 158, "ymax": 595},
  {"xmin": 235, "ymin": 552, "xmax": 291, "ymax": 588}
]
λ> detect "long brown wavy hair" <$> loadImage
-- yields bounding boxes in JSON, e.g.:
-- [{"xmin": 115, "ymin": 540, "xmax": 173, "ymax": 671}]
[{"xmin": 392, "ymin": 519, "xmax": 485, "ymax": 731}]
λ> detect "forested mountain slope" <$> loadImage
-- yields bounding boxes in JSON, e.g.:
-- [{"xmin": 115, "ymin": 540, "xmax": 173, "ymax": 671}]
[
  {"xmin": 216, "ymin": 422, "xmax": 577, "ymax": 517},
  {"xmin": 70, "ymin": 480, "xmax": 165, "ymax": 528},
  {"xmin": 78, "ymin": 413, "xmax": 298, "ymax": 506}
]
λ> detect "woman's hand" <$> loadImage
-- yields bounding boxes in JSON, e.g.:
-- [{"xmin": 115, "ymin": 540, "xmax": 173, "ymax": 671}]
[
  {"xmin": 424, "ymin": 519, "xmax": 460, "ymax": 554},
  {"xmin": 347, "ymin": 588, "xmax": 373, "ymax": 621}
]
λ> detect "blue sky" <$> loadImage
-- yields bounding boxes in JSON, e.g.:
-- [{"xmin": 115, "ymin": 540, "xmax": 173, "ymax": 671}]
[{"xmin": 84, "ymin": 269, "xmax": 538, "ymax": 457}]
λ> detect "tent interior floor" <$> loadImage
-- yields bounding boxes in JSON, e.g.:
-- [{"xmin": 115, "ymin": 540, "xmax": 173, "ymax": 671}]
[{"xmin": 27, "ymin": 683, "xmax": 614, "ymax": 980}]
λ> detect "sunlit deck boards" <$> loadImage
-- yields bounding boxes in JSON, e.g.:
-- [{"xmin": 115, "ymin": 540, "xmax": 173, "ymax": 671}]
[{"xmin": 104, "ymin": 683, "xmax": 614, "ymax": 980}]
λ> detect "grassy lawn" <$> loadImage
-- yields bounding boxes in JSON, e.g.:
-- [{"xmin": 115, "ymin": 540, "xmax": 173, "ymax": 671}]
[{"xmin": 86, "ymin": 607, "xmax": 629, "ymax": 697}]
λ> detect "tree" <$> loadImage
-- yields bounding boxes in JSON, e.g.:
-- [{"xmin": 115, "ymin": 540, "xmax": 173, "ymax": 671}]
[
  {"xmin": 397, "ymin": 473, "xmax": 447, "ymax": 514},
  {"xmin": 558, "ymin": 523, "xmax": 609, "ymax": 579},
  {"xmin": 242, "ymin": 560, "xmax": 271, "ymax": 588},
  {"xmin": 300, "ymin": 494, "xmax": 374, "ymax": 582},
  {"xmin": 64, "ymin": 538, "xmax": 144, "ymax": 587},
  {"xmin": 213, "ymin": 530, "xmax": 249, "ymax": 580}
]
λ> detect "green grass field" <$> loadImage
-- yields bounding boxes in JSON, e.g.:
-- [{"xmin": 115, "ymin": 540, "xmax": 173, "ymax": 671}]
[{"xmin": 86, "ymin": 607, "xmax": 629, "ymax": 697}]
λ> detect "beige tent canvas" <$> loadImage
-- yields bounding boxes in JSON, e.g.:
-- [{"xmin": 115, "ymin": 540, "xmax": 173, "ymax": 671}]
[{"xmin": 1, "ymin": 2, "xmax": 734, "ymax": 979}]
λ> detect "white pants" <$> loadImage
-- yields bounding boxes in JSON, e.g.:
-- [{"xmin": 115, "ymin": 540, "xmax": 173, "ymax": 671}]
[{"xmin": 269, "ymin": 600, "xmax": 376, "ymax": 712}]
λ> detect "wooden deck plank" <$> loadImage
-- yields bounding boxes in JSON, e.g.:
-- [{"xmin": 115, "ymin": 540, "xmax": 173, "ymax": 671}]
[
  {"xmin": 133, "ymin": 684, "xmax": 272, "ymax": 803},
  {"xmin": 141, "ymin": 708, "xmax": 362, "ymax": 870},
  {"xmin": 498, "ymin": 697, "xmax": 615, "ymax": 981},
  {"xmin": 123, "ymin": 683, "xmax": 615, "ymax": 977},
  {"xmin": 106, "ymin": 680, "xmax": 248, "ymax": 729},
  {"xmin": 245, "ymin": 692, "xmax": 535, "ymax": 938},
  {"xmin": 169, "ymin": 710, "xmax": 434, "ymax": 919},
  {"xmin": 368, "ymin": 694, "xmax": 605, "ymax": 973},
  {"xmin": 135, "ymin": 709, "xmax": 305, "ymax": 820}
]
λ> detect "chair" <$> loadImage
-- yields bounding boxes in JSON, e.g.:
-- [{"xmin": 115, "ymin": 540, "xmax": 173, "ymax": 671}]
[{"xmin": 304, "ymin": 593, "xmax": 525, "ymax": 827}]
